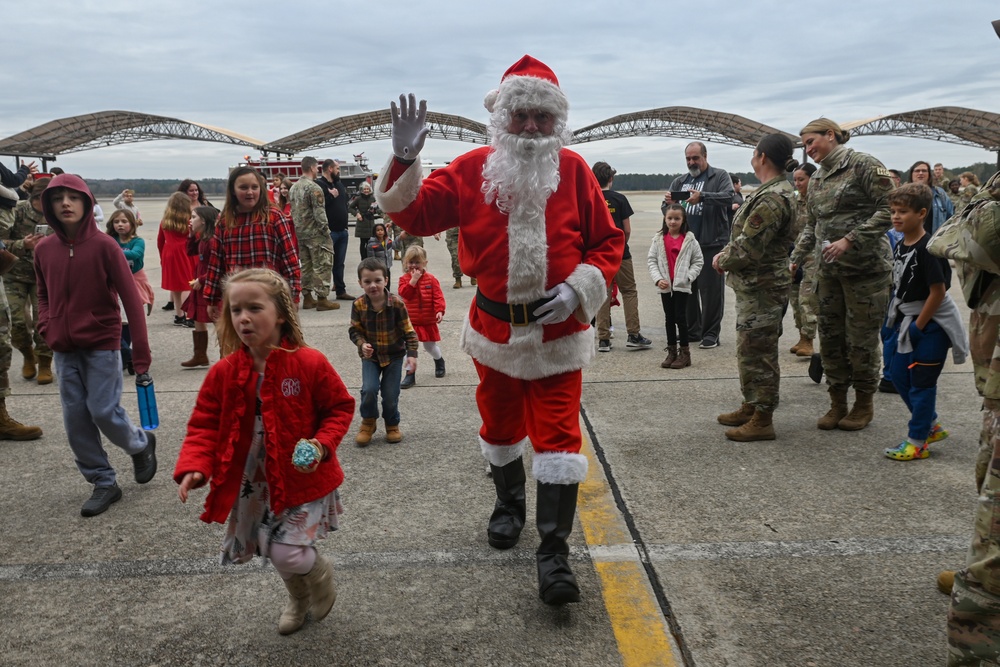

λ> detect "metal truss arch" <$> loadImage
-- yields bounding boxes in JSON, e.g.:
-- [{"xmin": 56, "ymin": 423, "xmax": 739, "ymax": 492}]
[
  {"xmin": 572, "ymin": 107, "xmax": 799, "ymax": 148},
  {"xmin": 0, "ymin": 111, "xmax": 265, "ymax": 158},
  {"xmin": 264, "ymin": 110, "xmax": 488, "ymax": 155},
  {"xmin": 842, "ymin": 107, "xmax": 1000, "ymax": 152}
]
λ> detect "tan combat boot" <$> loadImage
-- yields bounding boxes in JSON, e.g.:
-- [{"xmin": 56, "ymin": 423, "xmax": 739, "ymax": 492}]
[
  {"xmin": 277, "ymin": 574, "xmax": 310, "ymax": 635},
  {"xmin": 795, "ymin": 337, "xmax": 814, "ymax": 357},
  {"xmin": 19, "ymin": 347, "xmax": 36, "ymax": 380},
  {"xmin": 315, "ymin": 297, "xmax": 341, "ymax": 311},
  {"xmin": 0, "ymin": 398, "xmax": 43, "ymax": 440},
  {"xmin": 302, "ymin": 292, "xmax": 317, "ymax": 309},
  {"xmin": 725, "ymin": 409, "xmax": 775, "ymax": 442},
  {"xmin": 718, "ymin": 402, "xmax": 754, "ymax": 426},
  {"xmin": 660, "ymin": 345, "xmax": 678, "ymax": 369},
  {"xmin": 453, "ymin": 279, "xmax": 462, "ymax": 289},
  {"xmin": 470, "ymin": 277, "xmax": 477, "ymax": 286},
  {"xmin": 36, "ymin": 356, "xmax": 54, "ymax": 385},
  {"xmin": 355, "ymin": 418, "xmax": 377, "ymax": 446},
  {"xmin": 838, "ymin": 391, "xmax": 875, "ymax": 431},
  {"xmin": 670, "ymin": 345, "xmax": 691, "ymax": 369},
  {"xmin": 817, "ymin": 388, "xmax": 849, "ymax": 430},
  {"xmin": 385, "ymin": 423, "xmax": 403, "ymax": 443}
]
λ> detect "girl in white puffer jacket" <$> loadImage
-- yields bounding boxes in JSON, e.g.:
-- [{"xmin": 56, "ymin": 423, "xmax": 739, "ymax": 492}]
[{"xmin": 648, "ymin": 204, "xmax": 704, "ymax": 368}]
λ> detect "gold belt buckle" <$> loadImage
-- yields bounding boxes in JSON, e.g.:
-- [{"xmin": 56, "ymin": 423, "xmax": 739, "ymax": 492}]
[{"xmin": 509, "ymin": 303, "xmax": 530, "ymax": 326}]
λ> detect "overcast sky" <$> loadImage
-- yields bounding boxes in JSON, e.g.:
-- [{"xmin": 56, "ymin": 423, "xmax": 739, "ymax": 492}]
[{"xmin": 3, "ymin": 1, "xmax": 999, "ymax": 181}]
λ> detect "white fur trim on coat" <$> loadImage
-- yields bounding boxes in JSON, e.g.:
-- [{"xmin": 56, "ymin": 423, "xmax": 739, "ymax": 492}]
[
  {"xmin": 565, "ymin": 263, "xmax": 609, "ymax": 323},
  {"xmin": 533, "ymin": 451, "xmax": 588, "ymax": 485},
  {"xmin": 480, "ymin": 436, "xmax": 526, "ymax": 467},
  {"xmin": 460, "ymin": 315, "xmax": 596, "ymax": 381},
  {"xmin": 374, "ymin": 154, "xmax": 423, "ymax": 214}
]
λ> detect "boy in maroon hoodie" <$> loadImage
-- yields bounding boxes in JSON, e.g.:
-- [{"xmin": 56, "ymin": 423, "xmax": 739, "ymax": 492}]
[{"xmin": 35, "ymin": 174, "xmax": 157, "ymax": 517}]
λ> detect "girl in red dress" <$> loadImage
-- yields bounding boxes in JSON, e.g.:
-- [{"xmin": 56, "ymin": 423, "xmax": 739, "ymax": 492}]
[
  {"xmin": 157, "ymin": 192, "xmax": 197, "ymax": 325},
  {"xmin": 180, "ymin": 206, "xmax": 219, "ymax": 368},
  {"xmin": 397, "ymin": 244, "xmax": 446, "ymax": 387}
]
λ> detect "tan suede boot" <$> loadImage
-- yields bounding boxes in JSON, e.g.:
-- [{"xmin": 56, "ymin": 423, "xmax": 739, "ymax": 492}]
[
  {"xmin": 0, "ymin": 398, "xmax": 42, "ymax": 440},
  {"xmin": 355, "ymin": 418, "xmax": 377, "ymax": 446},
  {"xmin": 315, "ymin": 297, "xmax": 341, "ymax": 311},
  {"xmin": 817, "ymin": 388, "xmax": 849, "ymax": 430},
  {"xmin": 303, "ymin": 554, "xmax": 337, "ymax": 622},
  {"xmin": 670, "ymin": 345, "xmax": 691, "ymax": 369},
  {"xmin": 718, "ymin": 403, "xmax": 754, "ymax": 426},
  {"xmin": 725, "ymin": 409, "xmax": 775, "ymax": 442},
  {"xmin": 660, "ymin": 345, "xmax": 678, "ymax": 369},
  {"xmin": 19, "ymin": 347, "xmax": 36, "ymax": 380},
  {"xmin": 838, "ymin": 391, "xmax": 875, "ymax": 431},
  {"xmin": 385, "ymin": 424, "xmax": 403, "ymax": 443},
  {"xmin": 795, "ymin": 337, "xmax": 814, "ymax": 357},
  {"xmin": 180, "ymin": 331, "xmax": 210, "ymax": 368},
  {"xmin": 302, "ymin": 292, "xmax": 317, "ymax": 309},
  {"xmin": 36, "ymin": 356, "xmax": 54, "ymax": 385},
  {"xmin": 277, "ymin": 574, "xmax": 310, "ymax": 635}
]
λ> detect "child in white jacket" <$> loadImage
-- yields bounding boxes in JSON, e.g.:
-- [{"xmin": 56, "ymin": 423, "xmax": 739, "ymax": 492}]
[{"xmin": 648, "ymin": 204, "xmax": 704, "ymax": 368}]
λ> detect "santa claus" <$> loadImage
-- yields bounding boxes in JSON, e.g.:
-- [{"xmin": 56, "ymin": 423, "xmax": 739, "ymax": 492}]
[{"xmin": 375, "ymin": 55, "xmax": 623, "ymax": 605}]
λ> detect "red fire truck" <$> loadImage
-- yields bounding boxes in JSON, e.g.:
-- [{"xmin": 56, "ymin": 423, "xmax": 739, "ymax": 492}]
[{"xmin": 235, "ymin": 152, "xmax": 375, "ymax": 197}]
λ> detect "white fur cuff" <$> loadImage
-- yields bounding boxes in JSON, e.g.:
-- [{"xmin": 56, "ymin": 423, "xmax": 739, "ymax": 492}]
[
  {"xmin": 374, "ymin": 154, "xmax": 423, "ymax": 214},
  {"xmin": 565, "ymin": 263, "xmax": 610, "ymax": 323},
  {"xmin": 480, "ymin": 436, "xmax": 527, "ymax": 467},
  {"xmin": 533, "ymin": 451, "xmax": 588, "ymax": 485}
]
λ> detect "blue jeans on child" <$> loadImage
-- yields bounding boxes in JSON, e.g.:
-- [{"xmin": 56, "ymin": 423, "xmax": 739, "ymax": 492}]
[
  {"xmin": 360, "ymin": 356, "xmax": 403, "ymax": 426},
  {"xmin": 885, "ymin": 321, "xmax": 950, "ymax": 441},
  {"xmin": 55, "ymin": 349, "xmax": 149, "ymax": 487}
]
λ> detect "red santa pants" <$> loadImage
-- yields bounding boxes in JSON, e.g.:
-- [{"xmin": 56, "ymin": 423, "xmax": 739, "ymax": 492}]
[{"xmin": 474, "ymin": 360, "xmax": 582, "ymax": 455}]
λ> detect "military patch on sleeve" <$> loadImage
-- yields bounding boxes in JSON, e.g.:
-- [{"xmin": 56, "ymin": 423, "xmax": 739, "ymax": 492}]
[
  {"xmin": 748, "ymin": 213, "xmax": 764, "ymax": 230},
  {"xmin": 874, "ymin": 166, "xmax": 891, "ymax": 177}
]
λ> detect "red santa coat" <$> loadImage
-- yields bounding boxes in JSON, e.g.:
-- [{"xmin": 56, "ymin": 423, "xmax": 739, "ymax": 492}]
[{"xmin": 377, "ymin": 147, "xmax": 623, "ymax": 380}]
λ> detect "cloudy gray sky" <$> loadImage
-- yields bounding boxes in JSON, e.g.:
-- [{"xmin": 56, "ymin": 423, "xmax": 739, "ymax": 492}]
[{"xmin": 3, "ymin": 1, "xmax": 999, "ymax": 180}]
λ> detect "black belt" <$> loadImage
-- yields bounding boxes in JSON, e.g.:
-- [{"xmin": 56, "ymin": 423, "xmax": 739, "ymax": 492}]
[{"xmin": 475, "ymin": 289, "xmax": 553, "ymax": 326}]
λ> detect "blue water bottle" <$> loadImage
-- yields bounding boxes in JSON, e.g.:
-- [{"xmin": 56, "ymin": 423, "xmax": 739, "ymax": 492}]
[{"xmin": 135, "ymin": 373, "xmax": 159, "ymax": 431}]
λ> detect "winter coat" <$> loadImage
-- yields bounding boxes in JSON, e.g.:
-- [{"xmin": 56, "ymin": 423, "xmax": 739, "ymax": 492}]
[
  {"xmin": 647, "ymin": 231, "xmax": 704, "ymax": 294},
  {"xmin": 173, "ymin": 344, "xmax": 355, "ymax": 524},
  {"xmin": 398, "ymin": 270, "xmax": 446, "ymax": 327}
]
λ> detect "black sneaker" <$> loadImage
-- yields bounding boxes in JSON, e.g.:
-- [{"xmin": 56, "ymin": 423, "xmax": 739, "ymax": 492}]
[
  {"xmin": 626, "ymin": 334, "xmax": 652, "ymax": 349},
  {"xmin": 401, "ymin": 372, "xmax": 416, "ymax": 389},
  {"xmin": 808, "ymin": 353, "xmax": 824, "ymax": 384},
  {"xmin": 598, "ymin": 339, "xmax": 612, "ymax": 353},
  {"xmin": 698, "ymin": 339, "xmax": 720, "ymax": 349},
  {"xmin": 183, "ymin": 318, "xmax": 195, "ymax": 329},
  {"xmin": 81, "ymin": 484, "xmax": 122, "ymax": 517},
  {"xmin": 132, "ymin": 432, "xmax": 157, "ymax": 484},
  {"xmin": 878, "ymin": 377, "xmax": 898, "ymax": 394},
  {"xmin": 162, "ymin": 302, "xmax": 174, "ymax": 311},
  {"xmin": 173, "ymin": 315, "xmax": 186, "ymax": 327}
]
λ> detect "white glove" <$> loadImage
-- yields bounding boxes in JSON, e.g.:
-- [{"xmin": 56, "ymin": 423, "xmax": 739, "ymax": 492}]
[
  {"xmin": 533, "ymin": 283, "xmax": 580, "ymax": 325},
  {"xmin": 390, "ymin": 93, "xmax": 429, "ymax": 160}
]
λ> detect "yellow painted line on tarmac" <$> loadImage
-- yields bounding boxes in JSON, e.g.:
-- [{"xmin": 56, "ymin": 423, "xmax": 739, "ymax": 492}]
[{"xmin": 578, "ymin": 431, "xmax": 680, "ymax": 667}]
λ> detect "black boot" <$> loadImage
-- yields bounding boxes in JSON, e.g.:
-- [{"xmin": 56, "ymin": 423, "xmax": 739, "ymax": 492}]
[
  {"xmin": 487, "ymin": 457, "xmax": 526, "ymax": 549},
  {"xmin": 536, "ymin": 482, "xmax": 581, "ymax": 605},
  {"xmin": 434, "ymin": 357, "xmax": 446, "ymax": 378}
]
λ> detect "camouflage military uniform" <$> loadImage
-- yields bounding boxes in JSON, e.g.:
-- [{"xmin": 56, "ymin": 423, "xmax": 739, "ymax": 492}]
[
  {"xmin": 716, "ymin": 176, "xmax": 796, "ymax": 412},
  {"xmin": 0, "ymin": 201, "xmax": 52, "ymax": 360},
  {"xmin": 790, "ymin": 145, "xmax": 894, "ymax": 395},
  {"xmin": 446, "ymin": 226, "xmax": 463, "ymax": 281},
  {"xmin": 937, "ymin": 173, "xmax": 1000, "ymax": 665},
  {"xmin": 289, "ymin": 177, "xmax": 334, "ymax": 299},
  {"xmin": 0, "ymin": 207, "xmax": 15, "ymax": 398},
  {"xmin": 789, "ymin": 198, "xmax": 818, "ymax": 339}
]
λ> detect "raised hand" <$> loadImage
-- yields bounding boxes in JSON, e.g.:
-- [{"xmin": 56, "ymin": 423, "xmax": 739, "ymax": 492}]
[{"xmin": 390, "ymin": 93, "xmax": 429, "ymax": 160}]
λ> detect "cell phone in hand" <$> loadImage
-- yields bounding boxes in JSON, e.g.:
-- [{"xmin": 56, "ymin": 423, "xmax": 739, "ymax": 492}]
[
  {"xmin": 34, "ymin": 224, "xmax": 49, "ymax": 236},
  {"xmin": 670, "ymin": 191, "xmax": 691, "ymax": 201}
]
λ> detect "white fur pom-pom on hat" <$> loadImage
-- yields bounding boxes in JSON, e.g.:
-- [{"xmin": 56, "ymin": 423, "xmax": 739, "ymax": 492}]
[{"xmin": 485, "ymin": 55, "xmax": 569, "ymax": 122}]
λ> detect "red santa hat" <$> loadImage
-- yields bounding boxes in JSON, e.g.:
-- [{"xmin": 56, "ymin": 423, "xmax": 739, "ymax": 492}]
[{"xmin": 483, "ymin": 55, "xmax": 569, "ymax": 122}]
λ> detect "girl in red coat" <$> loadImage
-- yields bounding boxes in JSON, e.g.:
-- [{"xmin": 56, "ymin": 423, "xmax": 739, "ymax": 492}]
[
  {"xmin": 157, "ymin": 192, "xmax": 197, "ymax": 325},
  {"xmin": 397, "ymin": 245, "xmax": 446, "ymax": 387},
  {"xmin": 174, "ymin": 268, "xmax": 355, "ymax": 635},
  {"xmin": 180, "ymin": 206, "xmax": 219, "ymax": 368}
]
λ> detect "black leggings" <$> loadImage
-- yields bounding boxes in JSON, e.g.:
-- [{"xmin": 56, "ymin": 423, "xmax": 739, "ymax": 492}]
[{"xmin": 661, "ymin": 292, "xmax": 689, "ymax": 346}]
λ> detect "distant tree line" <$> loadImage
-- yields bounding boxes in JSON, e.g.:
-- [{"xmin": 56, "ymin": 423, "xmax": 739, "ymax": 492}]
[{"xmin": 80, "ymin": 179, "xmax": 229, "ymax": 197}]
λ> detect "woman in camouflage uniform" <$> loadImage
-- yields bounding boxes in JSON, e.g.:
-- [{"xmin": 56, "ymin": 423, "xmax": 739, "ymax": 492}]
[
  {"xmin": 790, "ymin": 119, "xmax": 894, "ymax": 431},
  {"xmin": 714, "ymin": 134, "xmax": 798, "ymax": 441},
  {"xmin": 789, "ymin": 163, "xmax": 818, "ymax": 358}
]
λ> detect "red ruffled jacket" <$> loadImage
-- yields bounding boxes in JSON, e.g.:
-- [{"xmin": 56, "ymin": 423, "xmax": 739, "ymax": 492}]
[{"xmin": 173, "ymin": 343, "xmax": 354, "ymax": 524}]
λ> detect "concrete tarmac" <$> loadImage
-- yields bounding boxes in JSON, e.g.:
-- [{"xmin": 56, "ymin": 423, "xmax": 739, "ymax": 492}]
[{"xmin": 0, "ymin": 192, "xmax": 976, "ymax": 666}]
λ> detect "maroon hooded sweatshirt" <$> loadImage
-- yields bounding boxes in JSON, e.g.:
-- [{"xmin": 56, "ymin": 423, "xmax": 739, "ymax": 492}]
[{"xmin": 34, "ymin": 174, "xmax": 151, "ymax": 374}]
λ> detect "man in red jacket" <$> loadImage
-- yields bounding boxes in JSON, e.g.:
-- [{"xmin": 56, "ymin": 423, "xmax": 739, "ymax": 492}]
[{"xmin": 375, "ymin": 56, "xmax": 623, "ymax": 605}]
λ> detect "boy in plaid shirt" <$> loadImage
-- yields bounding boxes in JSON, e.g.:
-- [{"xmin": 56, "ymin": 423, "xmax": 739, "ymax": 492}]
[{"xmin": 349, "ymin": 257, "xmax": 418, "ymax": 446}]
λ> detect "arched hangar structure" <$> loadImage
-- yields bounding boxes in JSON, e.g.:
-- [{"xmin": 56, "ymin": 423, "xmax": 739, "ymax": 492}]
[{"xmin": 0, "ymin": 111, "xmax": 266, "ymax": 169}]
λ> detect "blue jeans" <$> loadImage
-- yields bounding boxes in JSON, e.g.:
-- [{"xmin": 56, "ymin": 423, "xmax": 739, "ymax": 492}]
[
  {"xmin": 885, "ymin": 320, "xmax": 950, "ymax": 441},
  {"xmin": 360, "ymin": 356, "xmax": 403, "ymax": 425},
  {"xmin": 330, "ymin": 229, "xmax": 350, "ymax": 296},
  {"xmin": 54, "ymin": 349, "xmax": 149, "ymax": 487}
]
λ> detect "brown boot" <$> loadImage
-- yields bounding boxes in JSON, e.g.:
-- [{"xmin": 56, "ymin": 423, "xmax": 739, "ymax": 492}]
[
  {"xmin": 181, "ymin": 330, "xmax": 210, "ymax": 368},
  {"xmin": 453, "ymin": 279, "xmax": 462, "ymax": 289},
  {"xmin": 302, "ymin": 292, "xmax": 317, "ymax": 309},
  {"xmin": 36, "ymin": 356, "xmax": 54, "ymax": 385},
  {"xmin": 817, "ymin": 388, "xmax": 849, "ymax": 430},
  {"xmin": 670, "ymin": 345, "xmax": 691, "ymax": 369},
  {"xmin": 937, "ymin": 570, "xmax": 955, "ymax": 595},
  {"xmin": 838, "ymin": 391, "xmax": 875, "ymax": 431},
  {"xmin": 470, "ymin": 277, "xmax": 477, "ymax": 286},
  {"xmin": 385, "ymin": 423, "xmax": 403, "ymax": 443},
  {"xmin": 355, "ymin": 418, "xmax": 377, "ymax": 446},
  {"xmin": 0, "ymin": 398, "xmax": 42, "ymax": 440},
  {"xmin": 19, "ymin": 347, "xmax": 36, "ymax": 380},
  {"xmin": 795, "ymin": 337, "xmax": 814, "ymax": 357},
  {"xmin": 660, "ymin": 345, "xmax": 678, "ymax": 368},
  {"xmin": 315, "ymin": 296, "xmax": 341, "ymax": 311},
  {"xmin": 725, "ymin": 409, "xmax": 775, "ymax": 442},
  {"xmin": 718, "ymin": 403, "xmax": 754, "ymax": 426},
  {"xmin": 277, "ymin": 574, "xmax": 310, "ymax": 635}
]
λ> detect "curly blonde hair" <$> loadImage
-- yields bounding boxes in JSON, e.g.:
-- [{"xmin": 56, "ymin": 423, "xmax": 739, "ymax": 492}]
[{"xmin": 216, "ymin": 268, "xmax": 306, "ymax": 357}]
